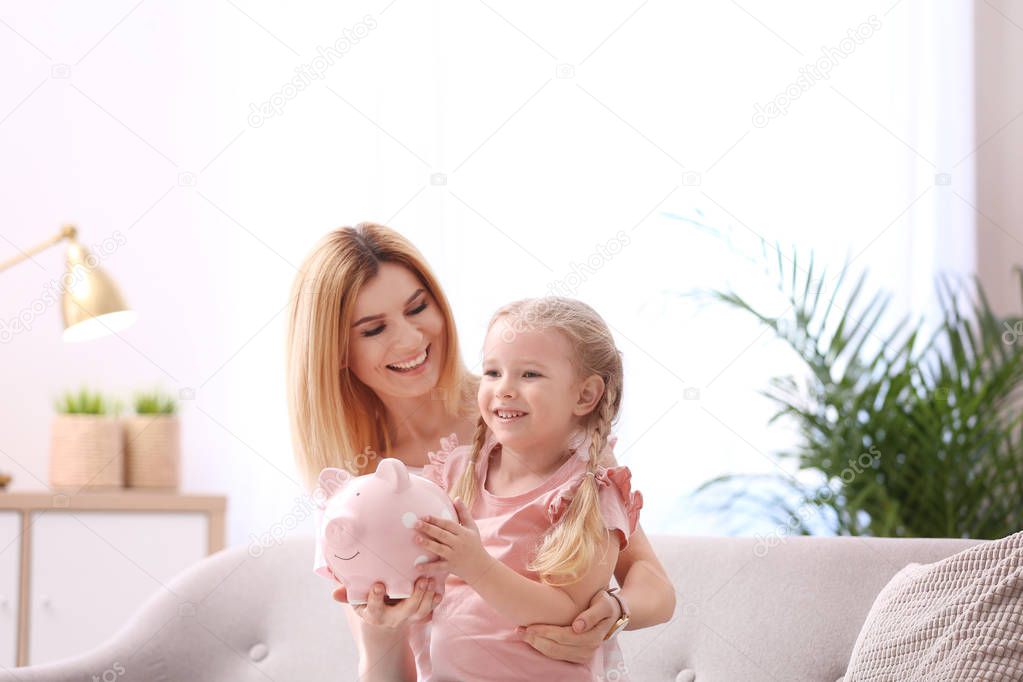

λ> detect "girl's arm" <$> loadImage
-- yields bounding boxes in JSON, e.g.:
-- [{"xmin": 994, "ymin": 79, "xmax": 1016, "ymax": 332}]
[
  {"xmin": 471, "ymin": 529, "xmax": 619, "ymax": 627},
  {"xmin": 416, "ymin": 502, "xmax": 621, "ymax": 627},
  {"xmin": 613, "ymin": 523, "xmax": 677, "ymax": 629},
  {"xmin": 597, "ymin": 449, "xmax": 676, "ymax": 629}
]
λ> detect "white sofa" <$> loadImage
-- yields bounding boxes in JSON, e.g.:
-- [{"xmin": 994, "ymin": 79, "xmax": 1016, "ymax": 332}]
[{"xmin": 6, "ymin": 534, "xmax": 984, "ymax": 681}]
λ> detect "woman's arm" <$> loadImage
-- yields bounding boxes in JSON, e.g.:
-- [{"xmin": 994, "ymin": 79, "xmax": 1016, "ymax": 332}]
[
  {"xmin": 333, "ymin": 579, "xmax": 436, "ymax": 681},
  {"xmin": 513, "ymin": 526, "xmax": 676, "ymax": 664},
  {"xmin": 613, "ymin": 523, "xmax": 677, "ymax": 629},
  {"xmin": 468, "ymin": 530, "xmax": 619, "ymax": 627},
  {"xmin": 342, "ymin": 604, "xmax": 416, "ymax": 681}
]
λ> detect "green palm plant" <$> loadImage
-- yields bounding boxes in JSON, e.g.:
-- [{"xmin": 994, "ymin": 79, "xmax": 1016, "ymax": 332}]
[{"xmin": 692, "ymin": 245, "xmax": 1023, "ymax": 539}]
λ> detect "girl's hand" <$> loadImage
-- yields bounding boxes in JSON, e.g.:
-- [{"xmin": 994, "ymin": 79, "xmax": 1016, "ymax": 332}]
[
  {"xmin": 414, "ymin": 498, "xmax": 494, "ymax": 584},
  {"xmin": 332, "ymin": 577, "xmax": 441, "ymax": 629},
  {"xmin": 517, "ymin": 588, "xmax": 619, "ymax": 664}
]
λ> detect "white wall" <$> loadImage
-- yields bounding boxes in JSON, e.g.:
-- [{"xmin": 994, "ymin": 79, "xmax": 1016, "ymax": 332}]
[
  {"xmin": 974, "ymin": 1, "xmax": 1023, "ymax": 316},
  {"xmin": 0, "ymin": 1, "xmax": 978, "ymax": 549}
]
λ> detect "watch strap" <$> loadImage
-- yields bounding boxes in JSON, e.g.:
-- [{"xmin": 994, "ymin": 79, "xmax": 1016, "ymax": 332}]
[
  {"xmin": 606, "ymin": 586, "xmax": 628, "ymax": 619},
  {"xmin": 603, "ymin": 587, "xmax": 629, "ymax": 640}
]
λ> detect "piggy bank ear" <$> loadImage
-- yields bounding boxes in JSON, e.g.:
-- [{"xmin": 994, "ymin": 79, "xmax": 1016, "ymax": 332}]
[
  {"xmin": 316, "ymin": 468, "xmax": 351, "ymax": 508},
  {"xmin": 374, "ymin": 458, "xmax": 410, "ymax": 493},
  {"xmin": 314, "ymin": 563, "xmax": 337, "ymax": 582}
]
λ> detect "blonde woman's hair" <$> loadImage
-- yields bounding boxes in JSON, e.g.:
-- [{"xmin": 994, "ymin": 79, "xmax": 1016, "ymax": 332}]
[
  {"xmin": 286, "ymin": 223, "xmax": 478, "ymax": 492},
  {"xmin": 450, "ymin": 297, "xmax": 624, "ymax": 586}
]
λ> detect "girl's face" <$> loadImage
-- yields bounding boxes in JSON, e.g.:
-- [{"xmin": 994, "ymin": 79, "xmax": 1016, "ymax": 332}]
[
  {"xmin": 346, "ymin": 262, "xmax": 447, "ymax": 399},
  {"xmin": 479, "ymin": 317, "xmax": 596, "ymax": 457}
]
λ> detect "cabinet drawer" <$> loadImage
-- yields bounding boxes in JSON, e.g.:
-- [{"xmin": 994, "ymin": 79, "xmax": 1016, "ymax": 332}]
[{"xmin": 29, "ymin": 510, "xmax": 207, "ymax": 664}]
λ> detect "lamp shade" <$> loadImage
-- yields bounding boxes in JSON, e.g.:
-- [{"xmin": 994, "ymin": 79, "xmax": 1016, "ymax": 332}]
[{"xmin": 61, "ymin": 240, "xmax": 137, "ymax": 342}]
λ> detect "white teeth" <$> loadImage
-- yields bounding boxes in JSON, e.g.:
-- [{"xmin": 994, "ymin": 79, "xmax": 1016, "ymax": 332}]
[
  {"xmin": 496, "ymin": 410, "xmax": 526, "ymax": 419},
  {"xmin": 388, "ymin": 348, "xmax": 428, "ymax": 370}
]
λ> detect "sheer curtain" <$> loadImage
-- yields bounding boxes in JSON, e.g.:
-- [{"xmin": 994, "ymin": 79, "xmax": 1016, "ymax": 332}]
[
  {"xmin": 419, "ymin": 1, "xmax": 978, "ymax": 535},
  {"xmin": 0, "ymin": 1, "xmax": 976, "ymax": 545}
]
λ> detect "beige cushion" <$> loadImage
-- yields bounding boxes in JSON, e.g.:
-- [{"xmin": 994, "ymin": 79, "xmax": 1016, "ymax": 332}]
[{"xmin": 842, "ymin": 530, "xmax": 1023, "ymax": 681}]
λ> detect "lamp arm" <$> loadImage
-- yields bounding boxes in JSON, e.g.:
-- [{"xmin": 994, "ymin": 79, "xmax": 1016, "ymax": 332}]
[{"xmin": 0, "ymin": 225, "xmax": 78, "ymax": 273}]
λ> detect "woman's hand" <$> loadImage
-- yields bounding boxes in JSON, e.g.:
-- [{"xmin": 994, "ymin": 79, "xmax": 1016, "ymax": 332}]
[
  {"xmin": 413, "ymin": 498, "xmax": 494, "ymax": 583},
  {"xmin": 332, "ymin": 577, "xmax": 441, "ymax": 630},
  {"xmin": 517, "ymin": 588, "xmax": 619, "ymax": 664}
]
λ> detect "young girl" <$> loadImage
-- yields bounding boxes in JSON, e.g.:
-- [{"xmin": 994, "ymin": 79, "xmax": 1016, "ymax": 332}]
[{"xmin": 411, "ymin": 296, "xmax": 643, "ymax": 681}]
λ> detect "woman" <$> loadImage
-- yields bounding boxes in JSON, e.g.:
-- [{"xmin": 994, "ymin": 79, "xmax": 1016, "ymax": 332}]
[{"xmin": 287, "ymin": 223, "xmax": 676, "ymax": 680}]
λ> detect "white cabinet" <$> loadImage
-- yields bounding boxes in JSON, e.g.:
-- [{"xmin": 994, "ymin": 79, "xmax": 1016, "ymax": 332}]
[
  {"xmin": 0, "ymin": 512, "xmax": 21, "ymax": 669},
  {"xmin": 0, "ymin": 492, "xmax": 225, "ymax": 667},
  {"xmin": 29, "ymin": 511, "xmax": 208, "ymax": 663}
]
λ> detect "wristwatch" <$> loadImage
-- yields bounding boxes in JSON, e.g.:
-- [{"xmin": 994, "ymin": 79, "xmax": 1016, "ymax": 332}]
[{"xmin": 603, "ymin": 587, "xmax": 630, "ymax": 640}]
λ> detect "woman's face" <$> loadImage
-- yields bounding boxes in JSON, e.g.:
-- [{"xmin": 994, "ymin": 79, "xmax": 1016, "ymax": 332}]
[{"xmin": 346, "ymin": 262, "xmax": 447, "ymax": 400}]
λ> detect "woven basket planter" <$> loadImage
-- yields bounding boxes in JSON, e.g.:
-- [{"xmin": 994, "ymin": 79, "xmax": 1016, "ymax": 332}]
[
  {"xmin": 49, "ymin": 414, "xmax": 123, "ymax": 489},
  {"xmin": 123, "ymin": 414, "xmax": 180, "ymax": 489}
]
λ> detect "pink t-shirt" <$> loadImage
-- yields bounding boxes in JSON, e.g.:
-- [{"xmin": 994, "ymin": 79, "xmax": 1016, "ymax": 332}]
[{"xmin": 412, "ymin": 428, "xmax": 643, "ymax": 682}]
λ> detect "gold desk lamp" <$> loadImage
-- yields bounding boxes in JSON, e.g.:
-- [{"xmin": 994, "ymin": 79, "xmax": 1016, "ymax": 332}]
[{"xmin": 0, "ymin": 224, "xmax": 136, "ymax": 342}]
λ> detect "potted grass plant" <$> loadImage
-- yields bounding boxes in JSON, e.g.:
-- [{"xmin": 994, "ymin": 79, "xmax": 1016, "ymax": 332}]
[
  {"xmin": 50, "ymin": 387, "xmax": 124, "ymax": 489},
  {"xmin": 124, "ymin": 389, "xmax": 180, "ymax": 489}
]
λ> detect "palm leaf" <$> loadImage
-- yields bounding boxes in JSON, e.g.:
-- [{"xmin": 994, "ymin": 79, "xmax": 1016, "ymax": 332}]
[{"xmin": 690, "ymin": 242, "xmax": 1023, "ymax": 539}]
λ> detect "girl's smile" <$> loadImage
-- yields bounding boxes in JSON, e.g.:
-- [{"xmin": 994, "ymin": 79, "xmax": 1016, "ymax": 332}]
[{"xmin": 494, "ymin": 407, "xmax": 529, "ymax": 422}]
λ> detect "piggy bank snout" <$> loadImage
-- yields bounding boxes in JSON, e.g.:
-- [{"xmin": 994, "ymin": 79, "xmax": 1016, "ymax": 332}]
[{"xmin": 325, "ymin": 517, "xmax": 361, "ymax": 552}]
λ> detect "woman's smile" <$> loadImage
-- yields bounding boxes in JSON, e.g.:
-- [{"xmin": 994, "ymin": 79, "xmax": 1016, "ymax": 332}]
[{"xmin": 386, "ymin": 343, "xmax": 432, "ymax": 375}]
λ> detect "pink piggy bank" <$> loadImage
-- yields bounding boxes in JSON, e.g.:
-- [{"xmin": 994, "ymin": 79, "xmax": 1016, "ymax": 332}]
[{"xmin": 314, "ymin": 458, "xmax": 456, "ymax": 605}]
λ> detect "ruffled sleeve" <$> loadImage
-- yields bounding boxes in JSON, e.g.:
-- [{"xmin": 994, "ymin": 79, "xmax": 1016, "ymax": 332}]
[
  {"xmin": 545, "ymin": 464, "xmax": 643, "ymax": 551},
  {"xmin": 420, "ymin": 432, "xmax": 460, "ymax": 491}
]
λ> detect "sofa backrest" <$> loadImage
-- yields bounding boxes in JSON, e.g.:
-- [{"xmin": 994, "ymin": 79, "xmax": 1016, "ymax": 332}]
[
  {"xmin": 13, "ymin": 532, "xmax": 987, "ymax": 681},
  {"xmin": 624, "ymin": 534, "xmax": 985, "ymax": 681}
]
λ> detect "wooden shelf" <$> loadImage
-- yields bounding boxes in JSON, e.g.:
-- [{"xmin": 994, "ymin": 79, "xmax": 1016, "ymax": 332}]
[{"xmin": 0, "ymin": 490, "xmax": 226, "ymax": 513}]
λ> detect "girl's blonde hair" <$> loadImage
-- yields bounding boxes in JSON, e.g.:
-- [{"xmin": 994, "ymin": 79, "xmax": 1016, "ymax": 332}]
[
  {"xmin": 451, "ymin": 297, "xmax": 624, "ymax": 586},
  {"xmin": 286, "ymin": 222, "xmax": 478, "ymax": 492}
]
